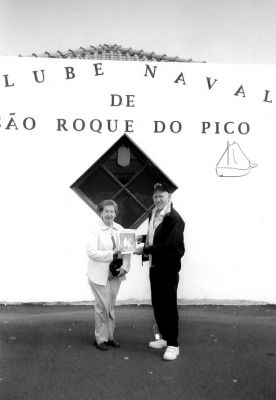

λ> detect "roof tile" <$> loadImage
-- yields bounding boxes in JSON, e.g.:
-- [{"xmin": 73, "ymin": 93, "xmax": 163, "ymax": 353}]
[{"xmin": 23, "ymin": 43, "xmax": 205, "ymax": 62}]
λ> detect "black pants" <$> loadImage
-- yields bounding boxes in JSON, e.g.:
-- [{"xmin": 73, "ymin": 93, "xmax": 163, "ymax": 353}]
[{"xmin": 149, "ymin": 266, "xmax": 179, "ymax": 347}]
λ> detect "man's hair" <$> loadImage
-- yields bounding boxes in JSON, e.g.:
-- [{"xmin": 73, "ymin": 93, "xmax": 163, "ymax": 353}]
[
  {"xmin": 98, "ymin": 199, "xmax": 119, "ymax": 214},
  {"xmin": 153, "ymin": 182, "xmax": 170, "ymax": 194}
]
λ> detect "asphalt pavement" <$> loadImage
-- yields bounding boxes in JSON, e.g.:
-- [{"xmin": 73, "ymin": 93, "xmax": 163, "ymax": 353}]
[{"xmin": 0, "ymin": 304, "xmax": 276, "ymax": 400}]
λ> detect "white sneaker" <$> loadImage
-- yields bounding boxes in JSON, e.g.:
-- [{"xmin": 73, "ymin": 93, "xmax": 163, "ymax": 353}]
[
  {"xmin": 163, "ymin": 346, "xmax": 179, "ymax": 361},
  {"xmin": 149, "ymin": 339, "xmax": 167, "ymax": 349}
]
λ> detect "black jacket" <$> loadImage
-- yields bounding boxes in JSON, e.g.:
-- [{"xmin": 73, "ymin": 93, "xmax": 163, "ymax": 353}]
[{"xmin": 142, "ymin": 204, "xmax": 185, "ymax": 271}]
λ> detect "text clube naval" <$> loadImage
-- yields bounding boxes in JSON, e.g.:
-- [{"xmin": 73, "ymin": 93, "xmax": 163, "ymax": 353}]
[{"xmin": 1, "ymin": 63, "xmax": 272, "ymax": 134}]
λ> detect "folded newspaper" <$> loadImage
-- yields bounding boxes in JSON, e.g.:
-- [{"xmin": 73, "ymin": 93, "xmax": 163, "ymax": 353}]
[{"xmin": 119, "ymin": 230, "xmax": 137, "ymax": 254}]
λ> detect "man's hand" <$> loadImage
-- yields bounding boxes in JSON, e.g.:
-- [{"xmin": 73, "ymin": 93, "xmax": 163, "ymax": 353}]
[
  {"xmin": 133, "ymin": 246, "xmax": 144, "ymax": 255},
  {"xmin": 136, "ymin": 235, "xmax": 144, "ymax": 244}
]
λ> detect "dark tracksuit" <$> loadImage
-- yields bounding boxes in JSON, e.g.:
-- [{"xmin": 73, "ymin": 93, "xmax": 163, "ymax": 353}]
[{"xmin": 142, "ymin": 204, "xmax": 185, "ymax": 347}]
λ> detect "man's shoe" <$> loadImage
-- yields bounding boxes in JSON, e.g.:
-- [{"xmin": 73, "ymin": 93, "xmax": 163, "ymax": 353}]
[
  {"xmin": 163, "ymin": 346, "xmax": 179, "ymax": 361},
  {"xmin": 149, "ymin": 339, "xmax": 167, "ymax": 349},
  {"xmin": 105, "ymin": 339, "xmax": 120, "ymax": 348},
  {"xmin": 94, "ymin": 340, "xmax": 109, "ymax": 351}
]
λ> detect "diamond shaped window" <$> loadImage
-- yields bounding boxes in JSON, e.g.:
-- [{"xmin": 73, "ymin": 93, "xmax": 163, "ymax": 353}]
[{"xmin": 70, "ymin": 135, "xmax": 177, "ymax": 228}]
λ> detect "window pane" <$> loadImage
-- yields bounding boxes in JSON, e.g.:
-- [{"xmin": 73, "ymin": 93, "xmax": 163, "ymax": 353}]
[
  {"xmin": 114, "ymin": 192, "xmax": 144, "ymax": 227},
  {"xmin": 78, "ymin": 167, "xmax": 120, "ymax": 205},
  {"xmin": 103, "ymin": 150, "xmax": 143, "ymax": 185},
  {"xmin": 128, "ymin": 168, "xmax": 159, "ymax": 208}
]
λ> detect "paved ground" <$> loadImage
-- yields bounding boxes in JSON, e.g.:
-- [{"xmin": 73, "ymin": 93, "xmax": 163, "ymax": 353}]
[{"xmin": 0, "ymin": 304, "xmax": 276, "ymax": 400}]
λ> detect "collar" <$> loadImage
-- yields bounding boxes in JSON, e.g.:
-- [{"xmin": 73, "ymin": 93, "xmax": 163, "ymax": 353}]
[{"xmin": 100, "ymin": 219, "xmax": 119, "ymax": 231}]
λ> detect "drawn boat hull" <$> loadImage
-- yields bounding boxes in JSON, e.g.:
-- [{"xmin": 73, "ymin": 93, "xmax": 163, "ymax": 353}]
[{"xmin": 216, "ymin": 166, "xmax": 252, "ymax": 177}]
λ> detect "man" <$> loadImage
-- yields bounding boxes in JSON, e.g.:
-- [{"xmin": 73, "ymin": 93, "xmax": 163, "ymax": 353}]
[{"xmin": 135, "ymin": 183, "xmax": 185, "ymax": 361}]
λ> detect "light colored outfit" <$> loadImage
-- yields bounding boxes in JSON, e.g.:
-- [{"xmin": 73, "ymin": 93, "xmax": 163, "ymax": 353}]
[{"xmin": 87, "ymin": 219, "xmax": 130, "ymax": 343}]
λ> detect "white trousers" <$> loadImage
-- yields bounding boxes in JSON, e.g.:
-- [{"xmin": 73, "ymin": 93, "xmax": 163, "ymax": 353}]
[{"xmin": 88, "ymin": 278, "xmax": 121, "ymax": 343}]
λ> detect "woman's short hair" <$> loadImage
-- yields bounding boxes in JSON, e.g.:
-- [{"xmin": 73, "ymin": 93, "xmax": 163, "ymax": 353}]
[{"xmin": 98, "ymin": 199, "xmax": 119, "ymax": 214}]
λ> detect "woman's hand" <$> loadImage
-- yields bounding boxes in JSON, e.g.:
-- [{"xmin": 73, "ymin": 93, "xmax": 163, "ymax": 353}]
[
  {"xmin": 108, "ymin": 270, "xmax": 116, "ymax": 280},
  {"xmin": 113, "ymin": 247, "xmax": 120, "ymax": 256},
  {"xmin": 118, "ymin": 268, "xmax": 127, "ymax": 278}
]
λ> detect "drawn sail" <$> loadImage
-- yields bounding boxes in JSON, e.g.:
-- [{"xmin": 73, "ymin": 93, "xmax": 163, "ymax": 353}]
[{"xmin": 216, "ymin": 142, "xmax": 257, "ymax": 177}]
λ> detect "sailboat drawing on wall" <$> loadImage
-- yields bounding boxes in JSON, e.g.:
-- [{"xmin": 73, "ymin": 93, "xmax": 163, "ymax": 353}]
[{"xmin": 216, "ymin": 141, "xmax": 257, "ymax": 177}]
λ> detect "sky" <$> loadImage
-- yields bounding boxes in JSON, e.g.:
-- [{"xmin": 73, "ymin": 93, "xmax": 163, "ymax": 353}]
[{"xmin": 0, "ymin": 0, "xmax": 276, "ymax": 63}]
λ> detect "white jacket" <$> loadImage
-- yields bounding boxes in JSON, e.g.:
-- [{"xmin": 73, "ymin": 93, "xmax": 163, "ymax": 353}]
[{"xmin": 87, "ymin": 219, "xmax": 131, "ymax": 285}]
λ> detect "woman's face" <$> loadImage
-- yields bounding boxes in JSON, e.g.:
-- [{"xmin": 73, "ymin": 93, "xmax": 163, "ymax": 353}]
[{"xmin": 101, "ymin": 205, "xmax": 116, "ymax": 226}]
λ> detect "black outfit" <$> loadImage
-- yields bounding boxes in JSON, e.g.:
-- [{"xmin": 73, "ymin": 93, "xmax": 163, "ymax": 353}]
[{"xmin": 142, "ymin": 204, "xmax": 185, "ymax": 347}]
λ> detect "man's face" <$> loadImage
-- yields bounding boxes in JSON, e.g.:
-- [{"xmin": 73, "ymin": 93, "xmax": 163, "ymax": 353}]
[{"xmin": 153, "ymin": 190, "xmax": 171, "ymax": 210}]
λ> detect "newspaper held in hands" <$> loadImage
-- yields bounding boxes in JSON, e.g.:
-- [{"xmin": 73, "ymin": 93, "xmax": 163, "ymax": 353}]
[{"xmin": 119, "ymin": 230, "xmax": 137, "ymax": 254}]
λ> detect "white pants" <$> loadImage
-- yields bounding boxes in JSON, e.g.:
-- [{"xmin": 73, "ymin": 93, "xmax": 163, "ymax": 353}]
[{"xmin": 88, "ymin": 278, "xmax": 121, "ymax": 343}]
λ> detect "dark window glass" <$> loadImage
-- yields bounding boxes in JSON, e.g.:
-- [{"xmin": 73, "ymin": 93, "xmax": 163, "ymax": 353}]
[
  {"xmin": 103, "ymin": 150, "xmax": 143, "ymax": 185},
  {"xmin": 114, "ymin": 192, "xmax": 145, "ymax": 227},
  {"xmin": 78, "ymin": 167, "xmax": 120, "ymax": 205},
  {"xmin": 128, "ymin": 168, "xmax": 159, "ymax": 208}
]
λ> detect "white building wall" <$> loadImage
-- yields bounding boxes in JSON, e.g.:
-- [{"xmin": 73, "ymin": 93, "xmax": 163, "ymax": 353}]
[{"xmin": 0, "ymin": 57, "xmax": 275, "ymax": 303}]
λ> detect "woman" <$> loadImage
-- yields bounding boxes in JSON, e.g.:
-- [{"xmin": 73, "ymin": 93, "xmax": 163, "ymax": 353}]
[{"xmin": 87, "ymin": 199, "xmax": 130, "ymax": 350}]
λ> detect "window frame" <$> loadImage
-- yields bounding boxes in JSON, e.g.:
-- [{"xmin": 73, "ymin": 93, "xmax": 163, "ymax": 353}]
[{"xmin": 70, "ymin": 134, "xmax": 178, "ymax": 228}]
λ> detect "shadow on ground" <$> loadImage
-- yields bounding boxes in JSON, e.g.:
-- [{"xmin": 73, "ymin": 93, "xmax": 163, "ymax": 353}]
[{"xmin": 0, "ymin": 305, "xmax": 276, "ymax": 400}]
